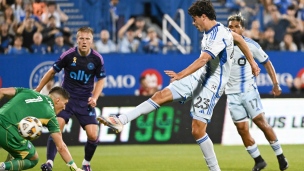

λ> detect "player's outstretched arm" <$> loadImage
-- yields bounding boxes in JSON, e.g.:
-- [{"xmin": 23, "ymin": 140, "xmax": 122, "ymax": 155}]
[
  {"xmin": 50, "ymin": 132, "xmax": 83, "ymax": 171},
  {"xmin": 166, "ymin": 52, "xmax": 211, "ymax": 82},
  {"xmin": 35, "ymin": 68, "xmax": 56, "ymax": 92},
  {"xmin": 0, "ymin": 87, "xmax": 16, "ymax": 100},
  {"xmin": 232, "ymin": 32, "xmax": 260, "ymax": 76},
  {"xmin": 263, "ymin": 60, "xmax": 282, "ymax": 96}
]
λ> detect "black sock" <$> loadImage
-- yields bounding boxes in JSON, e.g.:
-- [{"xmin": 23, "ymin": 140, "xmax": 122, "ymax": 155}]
[
  {"xmin": 254, "ymin": 155, "xmax": 264, "ymax": 163},
  {"xmin": 277, "ymin": 153, "xmax": 285, "ymax": 159},
  {"xmin": 84, "ymin": 139, "xmax": 98, "ymax": 161}
]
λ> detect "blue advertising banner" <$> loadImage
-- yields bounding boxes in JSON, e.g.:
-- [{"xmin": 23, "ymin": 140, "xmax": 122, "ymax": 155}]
[{"xmin": 0, "ymin": 52, "xmax": 303, "ymax": 95}]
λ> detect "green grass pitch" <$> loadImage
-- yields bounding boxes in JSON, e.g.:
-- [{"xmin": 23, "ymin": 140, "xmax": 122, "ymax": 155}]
[{"xmin": 1, "ymin": 144, "xmax": 303, "ymax": 170}]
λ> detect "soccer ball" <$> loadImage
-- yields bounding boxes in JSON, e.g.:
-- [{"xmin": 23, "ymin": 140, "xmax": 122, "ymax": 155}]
[{"xmin": 18, "ymin": 116, "xmax": 43, "ymax": 141}]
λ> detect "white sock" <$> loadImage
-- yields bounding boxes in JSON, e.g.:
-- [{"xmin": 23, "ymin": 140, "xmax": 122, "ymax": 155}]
[
  {"xmin": 118, "ymin": 98, "xmax": 160, "ymax": 124},
  {"xmin": 47, "ymin": 160, "xmax": 53, "ymax": 167},
  {"xmin": 197, "ymin": 134, "xmax": 221, "ymax": 171},
  {"xmin": 82, "ymin": 159, "xmax": 90, "ymax": 165},
  {"xmin": 246, "ymin": 143, "xmax": 261, "ymax": 158},
  {"xmin": 270, "ymin": 141, "xmax": 283, "ymax": 155}
]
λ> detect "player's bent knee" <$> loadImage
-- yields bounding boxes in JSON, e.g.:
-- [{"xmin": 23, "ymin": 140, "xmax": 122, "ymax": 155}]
[{"xmin": 151, "ymin": 88, "xmax": 172, "ymax": 104}]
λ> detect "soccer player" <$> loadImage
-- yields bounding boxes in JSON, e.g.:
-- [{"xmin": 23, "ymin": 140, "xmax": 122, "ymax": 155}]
[
  {"xmin": 0, "ymin": 86, "xmax": 83, "ymax": 171},
  {"xmin": 97, "ymin": 1, "xmax": 260, "ymax": 170},
  {"xmin": 226, "ymin": 13, "xmax": 288, "ymax": 171},
  {"xmin": 35, "ymin": 27, "xmax": 106, "ymax": 171}
]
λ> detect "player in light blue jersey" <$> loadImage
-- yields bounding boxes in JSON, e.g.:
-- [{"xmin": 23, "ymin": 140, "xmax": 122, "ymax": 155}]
[
  {"xmin": 98, "ymin": 1, "xmax": 260, "ymax": 171},
  {"xmin": 226, "ymin": 13, "xmax": 288, "ymax": 171}
]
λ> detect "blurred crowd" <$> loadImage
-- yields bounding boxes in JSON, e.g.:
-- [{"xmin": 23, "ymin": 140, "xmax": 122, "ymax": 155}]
[
  {"xmin": 2, "ymin": 0, "xmax": 304, "ymax": 55},
  {"xmin": 0, "ymin": 0, "xmax": 72, "ymax": 55},
  {"xmin": 0, "ymin": 0, "xmax": 175, "ymax": 55},
  {"xmin": 225, "ymin": 0, "xmax": 304, "ymax": 52}
]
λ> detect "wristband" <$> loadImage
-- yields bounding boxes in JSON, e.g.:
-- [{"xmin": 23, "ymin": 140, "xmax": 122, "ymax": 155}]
[{"xmin": 67, "ymin": 160, "xmax": 77, "ymax": 169}]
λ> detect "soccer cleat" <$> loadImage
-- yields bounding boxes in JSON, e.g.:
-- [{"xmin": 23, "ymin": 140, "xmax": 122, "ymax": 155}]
[
  {"xmin": 0, "ymin": 162, "xmax": 6, "ymax": 171},
  {"xmin": 278, "ymin": 155, "xmax": 288, "ymax": 171},
  {"xmin": 82, "ymin": 165, "xmax": 92, "ymax": 171},
  {"xmin": 252, "ymin": 161, "xmax": 267, "ymax": 171},
  {"xmin": 40, "ymin": 162, "xmax": 52, "ymax": 171},
  {"xmin": 97, "ymin": 115, "xmax": 123, "ymax": 133}
]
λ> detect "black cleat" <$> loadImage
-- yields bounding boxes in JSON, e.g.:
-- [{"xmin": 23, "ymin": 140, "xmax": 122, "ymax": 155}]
[
  {"xmin": 41, "ymin": 163, "xmax": 52, "ymax": 171},
  {"xmin": 278, "ymin": 155, "xmax": 289, "ymax": 171},
  {"xmin": 252, "ymin": 161, "xmax": 267, "ymax": 171}
]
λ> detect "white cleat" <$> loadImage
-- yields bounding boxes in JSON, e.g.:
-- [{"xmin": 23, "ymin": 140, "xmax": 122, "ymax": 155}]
[{"xmin": 97, "ymin": 115, "xmax": 123, "ymax": 133}]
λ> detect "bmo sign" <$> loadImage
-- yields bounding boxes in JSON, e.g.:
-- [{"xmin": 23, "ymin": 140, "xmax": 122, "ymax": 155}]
[{"xmin": 104, "ymin": 75, "xmax": 136, "ymax": 88}]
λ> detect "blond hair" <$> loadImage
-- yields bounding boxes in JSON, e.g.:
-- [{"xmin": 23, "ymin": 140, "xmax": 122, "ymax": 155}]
[{"xmin": 76, "ymin": 26, "xmax": 94, "ymax": 38}]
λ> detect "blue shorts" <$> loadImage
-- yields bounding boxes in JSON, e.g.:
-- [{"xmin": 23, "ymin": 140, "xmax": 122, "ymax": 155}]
[
  {"xmin": 227, "ymin": 89, "xmax": 264, "ymax": 122},
  {"xmin": 58, "ymin": 97, "xmax": 98, "ymax": 129},
  {"xmin": 167, "ymin": 72, "xmax": 221, "ymax": 123}
]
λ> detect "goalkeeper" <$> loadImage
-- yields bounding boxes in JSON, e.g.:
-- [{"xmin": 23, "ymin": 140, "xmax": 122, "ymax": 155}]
[{"xmin": 0, "ymin": 87, "xmax": 83, "ymax": 171}]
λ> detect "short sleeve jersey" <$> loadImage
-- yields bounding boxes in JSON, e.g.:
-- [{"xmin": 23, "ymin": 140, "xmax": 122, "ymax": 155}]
[
  {"xmin": 0, "ymin": 88, "xmax": 60, "ymax": 134},
  {"xmin": 53, "ymin": 47, "xmax": 106, "ymax": 99},
  {"xmin": 225, "ymin": 36, "xmax": 269, "ymax": 94},
  {"xmin": 192, "ymin": 23, "xmax": 234, "ymax": 95}
]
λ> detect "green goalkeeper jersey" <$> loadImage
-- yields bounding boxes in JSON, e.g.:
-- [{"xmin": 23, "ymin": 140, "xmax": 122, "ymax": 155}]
[{"xmin": 0, "ymin": 87, "xmax": 60, "ymax": 134}]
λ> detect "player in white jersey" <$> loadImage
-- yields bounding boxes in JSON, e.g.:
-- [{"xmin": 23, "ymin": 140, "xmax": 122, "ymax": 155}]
[
  {"xmin": 226, "ymin": 13, "xmax": 288, "ymax": 171},
  {"xmin": 98, "ymin": 1, "xmax": 260, "ymax": 171}
]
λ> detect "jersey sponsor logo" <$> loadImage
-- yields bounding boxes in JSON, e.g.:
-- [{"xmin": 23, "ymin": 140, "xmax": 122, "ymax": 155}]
[
  {"xmin": 70, "ymin": 70, "xmax": 91, "ymax": 84},
  {"xmin": 238, "ymin": 57, "xmax": 246, "ymax": 66},
  {"xmin": 29, "ymin": 61, "xmax": 64, "ymax": 89}
]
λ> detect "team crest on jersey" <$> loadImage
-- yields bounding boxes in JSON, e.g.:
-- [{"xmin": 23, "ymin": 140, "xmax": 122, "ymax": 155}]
[
  {"xmin": 238, "ymin": 58, "xmax": 246, "ymax": 66},
  {"xmin": 71, "ymin": 57, "xmax": 77, "ymax": 66},
  {"xmin": 87, "ymin": 62, "xmax": 95, "ymax": 70},
  {"xmin": 29, "ymin": 61, "xmax": 64, "ymax": 89}
]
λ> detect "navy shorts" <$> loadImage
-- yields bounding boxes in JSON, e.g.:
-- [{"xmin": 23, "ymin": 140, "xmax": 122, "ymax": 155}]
[{"xmin": 57, "ymin": 97, "xmax": 98, "ymax": 129}]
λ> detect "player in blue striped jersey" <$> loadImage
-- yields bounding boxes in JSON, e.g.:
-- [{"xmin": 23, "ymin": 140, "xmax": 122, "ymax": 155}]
[
  {"xmin": 36, "ymin": 27, "xmax": 106, "ymax": 171},
  {"xmin": 97, "ymin": 1, "xmax": 260, "ymax": 171},
  {"xmin": 226, "ymin": 13, "xmax": 288, "ymax": 171}
]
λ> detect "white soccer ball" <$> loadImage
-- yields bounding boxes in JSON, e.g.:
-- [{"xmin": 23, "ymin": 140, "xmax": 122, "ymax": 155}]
[{"xmin": 18, "ymin": 116, "xmax": 43, "ymax": 141}]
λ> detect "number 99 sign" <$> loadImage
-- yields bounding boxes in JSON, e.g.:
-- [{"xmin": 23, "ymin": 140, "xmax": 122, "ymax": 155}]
[{"xmin": 135, "ymin": 106, "xmax": 176, "ymax": 142}]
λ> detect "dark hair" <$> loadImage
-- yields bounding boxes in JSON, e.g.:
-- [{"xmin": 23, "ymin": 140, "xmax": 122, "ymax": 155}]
[
  {"xmin": 47, "ymin": 1, "xmax": 56, "ymax": 7},
  {"xmin": 227, "ymin": 13, "xmax": 245, "ymax": 27},
  {"xmin": 14, "ymin": 35, "xmax": 23, "ymax": 41},
  {"xmin": 188, "ymin": 0, "xmax": 216, "ymax": 20},
  {"xmin": 287, "ymin": 4, "xmax": 295, "ymax": 10},
  {"xmin": 49, "ymin": 86, "xmax": 70, "ymax": 99}
]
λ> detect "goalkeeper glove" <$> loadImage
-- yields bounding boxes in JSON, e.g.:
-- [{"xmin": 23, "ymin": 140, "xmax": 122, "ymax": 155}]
[{"xmin": 67, "ymin": 161, "xmax": 83, "ymax": 171}]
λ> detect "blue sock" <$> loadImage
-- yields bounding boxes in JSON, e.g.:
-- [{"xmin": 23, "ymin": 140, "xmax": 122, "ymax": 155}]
[
  {"xmin": 46, "ymin": 135, "xmax": 57, "ymax": 161},
  {"xmin": 84, "ymin": 139, "xmax": 98, "ymax": 161}
]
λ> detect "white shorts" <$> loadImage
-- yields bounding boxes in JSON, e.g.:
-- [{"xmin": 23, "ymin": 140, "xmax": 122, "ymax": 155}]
[
  {"xmin": 227, "ymin": 88, "xmax": 264, "ymax": 122},
  {"xmin": 167, "ymin": 74, "xmax": 221, "ymax": 123}
]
